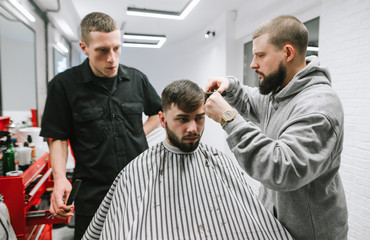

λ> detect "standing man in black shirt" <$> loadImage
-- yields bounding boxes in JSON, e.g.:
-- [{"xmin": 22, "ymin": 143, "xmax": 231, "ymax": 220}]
[{"xmin": 40, "ymin": 12, "xmax": 162, "ymax": 240}]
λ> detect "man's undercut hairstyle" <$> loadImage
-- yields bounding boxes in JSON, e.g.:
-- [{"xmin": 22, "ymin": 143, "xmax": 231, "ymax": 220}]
[
  {"xmin": 162, "ymin": 79, "xmax": 205, "ymax": 113},
  {"xmin": 253, "ymin": 15, "xmax": 308, "ymax": 57},
  {"xmin": 80, "ymin": 12, "xmax": 118, "ymax": 45}
]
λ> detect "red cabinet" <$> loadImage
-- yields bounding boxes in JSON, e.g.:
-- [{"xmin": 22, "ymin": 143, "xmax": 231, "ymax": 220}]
[{"xmin": 0, "ymin": 153, "xmax": 69, "ymax": 239}]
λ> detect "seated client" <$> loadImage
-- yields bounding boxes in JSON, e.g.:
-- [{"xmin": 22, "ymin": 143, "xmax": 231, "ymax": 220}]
[{"xmin": 82, "ymin": 79, "xmax": 293, "ymax": 239}]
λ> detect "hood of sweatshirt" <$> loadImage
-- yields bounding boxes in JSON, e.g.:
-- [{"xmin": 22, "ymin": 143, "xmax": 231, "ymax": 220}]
[{"xmin": 273, "ymin": 55, "xmax": 331, "ymax": 101}]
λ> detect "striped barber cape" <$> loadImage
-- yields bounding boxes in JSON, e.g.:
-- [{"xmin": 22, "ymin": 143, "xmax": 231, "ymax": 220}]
[{"xmin": 83, "ymin": 141, "xmax": 293, "ymax": 240}]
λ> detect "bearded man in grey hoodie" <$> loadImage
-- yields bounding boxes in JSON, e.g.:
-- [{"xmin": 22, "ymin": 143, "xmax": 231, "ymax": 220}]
[{"xmin": 205, "ymin": 15, "xmax": 348, "ymax": 240}]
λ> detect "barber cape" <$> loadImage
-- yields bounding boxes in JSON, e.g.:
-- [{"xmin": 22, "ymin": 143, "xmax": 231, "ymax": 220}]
[{"xmin": 83, "ymin": 141, "xmax": 293, "ymax": 240}]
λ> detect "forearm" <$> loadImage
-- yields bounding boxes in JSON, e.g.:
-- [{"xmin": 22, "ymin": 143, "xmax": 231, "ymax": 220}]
[
  {"xmin": 143, "ymin": 115, "xmax": 160, "ymax": 135},
  {"xmin": 49, "ymin": 139, "xmax": 69, "ymax": 180},
  {"xmin": 48, "ymin": 139, "xmax": 73, "ymax": 217},
  {"xmin": 224, "ymin": 76, "xmax": 262, "ymax": 122}
]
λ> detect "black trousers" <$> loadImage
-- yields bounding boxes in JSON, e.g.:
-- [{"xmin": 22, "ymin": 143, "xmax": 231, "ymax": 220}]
[{"xmin": 74, "ymin": 214, "xmax": 94, "ymax": 240}]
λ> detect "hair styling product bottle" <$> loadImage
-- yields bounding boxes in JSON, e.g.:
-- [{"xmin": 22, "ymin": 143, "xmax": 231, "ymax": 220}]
[{"xmin": 2, "ymin": 135, "xmax": 15, "ymax": 176}]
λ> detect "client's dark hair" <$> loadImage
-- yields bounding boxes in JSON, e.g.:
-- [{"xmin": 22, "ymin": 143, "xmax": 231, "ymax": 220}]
[{"xmin": 161, "ymin": 79, "xmax": 205, "ymax": 113}]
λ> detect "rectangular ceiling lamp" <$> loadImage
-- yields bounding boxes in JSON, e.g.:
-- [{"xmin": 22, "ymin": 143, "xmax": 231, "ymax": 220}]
[
  {"xmin": 56, "ymin": 41, "xmax": 69, "ymax": 54},
  {"xmin": 53, "ymin": 16, "xmax": 76, "ymax": 40},
  {"xmin": 7, "ymin": 0, "xmax": 36, "ymax": 22},
  {"xmin": 307, "ymin": 46, "xmax": 319, "ymax": 52},
  {"xmin": 123, "ymin": 33, "xmax": 167, "ymax": 49},
  {"xmin": 126, "ymin": 0, "xmax": 200, "ymax": 20}
]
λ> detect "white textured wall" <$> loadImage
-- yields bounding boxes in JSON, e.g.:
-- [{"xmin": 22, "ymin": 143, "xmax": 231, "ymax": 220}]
[{"xmin": 318, "ymin": 1, "xmax": 370, "ymax": 239}]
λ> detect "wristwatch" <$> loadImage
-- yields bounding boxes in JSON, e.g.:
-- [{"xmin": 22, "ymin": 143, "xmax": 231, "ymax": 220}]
[{"xmin": 221, "ymin": 110, "xmax": 237, "ymax": 127}]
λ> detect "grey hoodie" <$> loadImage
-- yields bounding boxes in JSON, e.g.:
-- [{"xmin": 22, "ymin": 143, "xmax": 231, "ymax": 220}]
[{"xmin": 223, "ymin": 56, "xmax": 348, "ymax": 240}]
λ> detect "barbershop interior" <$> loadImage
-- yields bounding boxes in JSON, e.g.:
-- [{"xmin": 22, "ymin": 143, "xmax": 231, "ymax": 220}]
[{"xmin": 0, "ymin": 0, "xmax": 369, "ymax": 239}]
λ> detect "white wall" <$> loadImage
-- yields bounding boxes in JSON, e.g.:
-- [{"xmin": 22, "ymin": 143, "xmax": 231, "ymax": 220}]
[
  {"xmin": 122, "ymin": 0, "xmax": 370, "ymax": 239},
  {"xmin": 318, "ymin": 1, "xmax": 370, "ymax": 239}
]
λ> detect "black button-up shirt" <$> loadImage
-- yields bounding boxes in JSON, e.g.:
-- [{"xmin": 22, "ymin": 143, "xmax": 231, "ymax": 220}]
[{"xmin": 40, "ymin": 58, "xmax": 161, "ymax": 214}]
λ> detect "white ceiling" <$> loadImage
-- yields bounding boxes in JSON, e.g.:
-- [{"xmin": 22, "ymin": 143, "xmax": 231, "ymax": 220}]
[{"xmin": 36, "ymin": 0, "xmax": 246, "ymax": 46}]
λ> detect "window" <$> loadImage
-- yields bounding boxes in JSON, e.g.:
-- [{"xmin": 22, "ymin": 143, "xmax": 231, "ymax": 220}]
[
  {"xmin": 243, "ymin": 41, "xmax": 259, "ymax": 87},
  {"xmin": 53, "ymin": 47, "xmax": 69, "ymax": 76},
  {"xmin": 243, "ymin": 17, "xmax": 320, "ymax": 86},
  {"xmin": 305, "ymin": 17, "xmax": 320, "ymax": 57}
]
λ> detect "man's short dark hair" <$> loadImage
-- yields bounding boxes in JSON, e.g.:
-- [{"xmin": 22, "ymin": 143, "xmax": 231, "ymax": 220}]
[
  {"xmin": 253, "ymin": 15, "xmax": 308, "ymax": 57},
  {"xmin": 161, "ymin": 80, "xmax": 205, "ymax": 113},
  {"xmin": 80, "ymin": 12, "xmax": 118, "ymax": 45}
]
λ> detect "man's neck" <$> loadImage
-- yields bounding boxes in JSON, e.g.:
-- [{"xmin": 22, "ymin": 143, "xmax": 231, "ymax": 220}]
[
  {"xmin": 163, "ymin": 140, "xmax": 198, "ymax": 154},
  {"xmin": 282, "ymin": 58, "xmax": 307, "ymax": 88}
]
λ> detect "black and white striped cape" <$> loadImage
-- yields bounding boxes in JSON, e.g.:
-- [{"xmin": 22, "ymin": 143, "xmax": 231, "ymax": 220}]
[{"xmin": 83, "ymin": 141, "xmax": 293, "ymax": 239}]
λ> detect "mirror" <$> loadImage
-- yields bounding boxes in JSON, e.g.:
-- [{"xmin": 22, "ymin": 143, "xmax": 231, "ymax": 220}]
[{"xmin": 0, "ymin": 6, "xmax": 37, "ymax": 125}]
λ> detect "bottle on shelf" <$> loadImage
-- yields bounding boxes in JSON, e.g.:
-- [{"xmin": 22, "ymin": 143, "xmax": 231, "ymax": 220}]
[
  {"xmin": 17, "ymin": 142, "xmax": 32, "ymax": 171},
  {"xmin": 0, "ymin": 153, "xmax": 3, "ymax": 176},
  {"xmin": 27, "ymin": 135, "xmax": 36, "ymax": 163},
  {"xmin": 2, "ymin": 135, "xmax": 15, "ymax": 176}
]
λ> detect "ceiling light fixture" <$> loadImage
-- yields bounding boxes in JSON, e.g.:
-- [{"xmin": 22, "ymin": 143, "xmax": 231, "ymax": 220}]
[
  {"xmin": 7, "ymin": 0, "xmax": 36, "ymax": 22},
  {"xmin": 307, "ymin": 46, "xmax": 319, "ymax": 52},
  {"xmin": 53, "ymin": 17, "xmax": 76, "ymax": 40},
  {"xmin": 126, "ymin": 0, "xmax": 200, "ymax": 20},
  {"xmin": 123, "ymin": 33, "xmax": 167, "ymax": 49},
  {"xmin": 56, "ymin": 41, "xmax": 69, "ymax": 54},
  {"xmin": 205, "ymin": 31, "xmax": 215, "ymax": 38}
]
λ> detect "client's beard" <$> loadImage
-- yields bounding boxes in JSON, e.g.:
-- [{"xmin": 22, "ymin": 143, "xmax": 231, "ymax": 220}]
[{"xmin": 165, "ymin": 122, "xmax": 202, "ymax": 152}]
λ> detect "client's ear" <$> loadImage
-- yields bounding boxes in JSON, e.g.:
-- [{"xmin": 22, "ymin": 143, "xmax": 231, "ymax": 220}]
[{"xmin": 158, "ymin": 111, "xmax": 166, "ymax": 128}]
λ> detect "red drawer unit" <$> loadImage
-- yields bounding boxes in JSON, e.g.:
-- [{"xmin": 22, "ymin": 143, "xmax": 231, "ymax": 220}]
[
  {"xmin": 0, "ymin": 116, "xmax": 10, "ymax": 131},
  {"xmin": 0, "ymin": 153, "xmax": 69, "ymax": 239}
]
